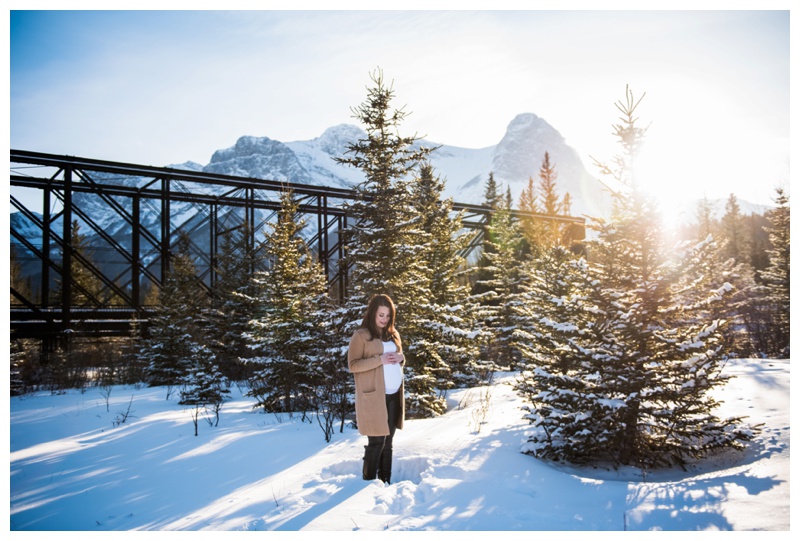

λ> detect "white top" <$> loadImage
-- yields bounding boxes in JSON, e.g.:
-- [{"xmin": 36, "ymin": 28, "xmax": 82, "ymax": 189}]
[{"xmin": 382, "ymin": 340, "xmax": 402, "ymax": 394}]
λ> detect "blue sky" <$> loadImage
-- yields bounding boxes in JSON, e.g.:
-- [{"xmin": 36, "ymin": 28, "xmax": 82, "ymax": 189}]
[{"xmin": 7, "ymin": 3, "xmax": 793, "ymax": 210}]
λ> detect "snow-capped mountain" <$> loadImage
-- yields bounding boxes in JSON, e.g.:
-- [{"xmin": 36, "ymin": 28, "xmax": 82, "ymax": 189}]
[
  {"xmin": 204, "ymin": 136, "xmax": 312, "ymax": 185},
  {"xmin": 285, "ymin": 124, "xmax": 370, "ymax": 189},
  {"xmin": 440, "ymin": 113, "xmax": 607, "ymax": 217},
  {"xmin": 198, "ymin": 113, "xmax": 607, "ymax": 218}
]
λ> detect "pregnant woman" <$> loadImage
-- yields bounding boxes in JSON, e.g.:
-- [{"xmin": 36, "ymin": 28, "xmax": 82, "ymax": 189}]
[{"xmin": 347, "ymin": 294, "xmax": 405, "ymax": 484}]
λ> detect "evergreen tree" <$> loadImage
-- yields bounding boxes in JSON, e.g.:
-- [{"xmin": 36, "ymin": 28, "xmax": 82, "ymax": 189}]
[
  {"xmin": 504, "ymin": 186, "xmax": 513, "ymax": 211},
  {"xmin": 118, "ymin": 318, "xmax": 148, "ymax": 384},
  {"xmin": 537, "ymin": 152, "xmax": 560, "ymax": 214},
  {"xmin": 746, "ymin": 213, "xmax": 771, "ymax": 276},
  {"xmin": 201, "ymin": 220, "xmax": 265, "ymax": 380},
  {"xmin": 518, "ymin": 175, "xmax": 537, "ymax": 216},
  {"xmin": 721, "ymin": 193, "xmax": 750, "ymax": 264},
  {"xmin": 408, "ymin": 162, "xmax": 487, "ymax": 393},
  {"xmin": 693, "ymin": 195, "xmax": 718, "ymax": 240},
  {"xmin": 483, "ymin": 171, "xmax": 502, "ymax": 210},
  {"xmin": 472, "ymin": 172, "xmax": 505, "ymax": 297},
  {"xmin": 335, "ymin": 68, "xmax": 443, "ymax": 418},
  {"xmin": 335, "ymin": 68, "xmax": 434, "ymax": 305},
  {"xmin": 516, "ymin": 86, "xmax": 757, "ymax": 468},
  {"xmin": 518, "ymin": 152, "xmax": 571, "ymax": 252},
  {"xmin": 536, "ymin": 152, "xmax": 569, "ymax": 247},
  {"xmin": 309, "ymin": 299, "xmax": 354, "ymax": 441},
  {"xmin": 475, "ymin": 203, "xmax": 526, "ymax": 370},
  {"xmin": 512, "ymin": 244, "xmax": 583, "ymax": 371},
  {"xmin": 179, "ymin": 343, "xmax": 230, "ymax": 434},
  {"xmin": 562, "ymin": 192, "xmax": 573, "ymax": 216},
  {"xmin": 10, "ymin": 339, "xmax": 27, "ymax": 396},
  {"xmin": 758, "ymin": 187, "xmax": 790, "ymax": 357},
  {"xmin": 683, "ymin": 196, "xmax": 757, "ymax": 356},
  {"xmin": 55, "ymin": 220, "xmax": 105, "ymax": 307},
  {"xmin": 710, "ymin": 194, "xmax": 772, "ymax": 356},
  {"xmin": 244, "ymin": 189, "xmax": 334, "ymax": 417},
  {"xmin": 138, "ymin": 233, "xmax": 209, "ymax": 397},
  {"xmin": 518, "ymin": 174, "xmax": 539, "ymax": 252}
]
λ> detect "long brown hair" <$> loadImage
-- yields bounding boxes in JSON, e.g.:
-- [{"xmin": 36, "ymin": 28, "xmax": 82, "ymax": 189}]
[{"xmin": 361, "ymin": 294, "xmax": 398, "ymax": 345}]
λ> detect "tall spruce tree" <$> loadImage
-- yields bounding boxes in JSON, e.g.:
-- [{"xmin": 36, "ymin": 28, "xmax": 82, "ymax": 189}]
[
  {"xmin": 518, "ymin": 175, "xmax": 537, "ymax": 217},
  {"xmin": 472, "ymin": 172, "xmax": 506, "ymax": 297},
  {"xmin": 138, "ymin": 233, "xmax": 210, "ymax": 397},
  {"xmin": 335, "ymin": 68, "xmax": 444, "ymax": 418},
  {"xmin": 684, "ymin": 196, "xmax": 757, "ymax": 356},
  {"xmin": 721, "ymin": 194, "xmax": 750, "ymax": 264},
  {"xmin": 518, "ymin": 152, "xmax": 572, "ymax": 253},
  {"xmin": 334, "ymin": 68, "xmax": 434, "ymax": 306},
  {"xmin": 516, "ymin": 86, "xmax": 757, "ymax": 468},
  {"xmin": 504, "ymin": 186, "xmax": 513, "ymax": 210},
  {"xmin": 758, "ymin": 187, "xmax": 790, "ymax": 357},
  {"xmin": 474, "ymin": 199, "xmax": 527, "ymax": 371},
  {"xmin": 408, "ymin": 162, "xmax": 487, "ymax": 393},
  {"xmin": 200, "ymin": 220, "xmax": 265, "ymax": 380},
  {"xmin": 518, "ymin": 173, "xmax": 539, "ymax": 253},
  {"xmin": 512, "ymin": 243, "xmax": 583, "ymax": 371},
  {"xmin": 562, "ymin": 192, "xmax": 573, "ymax": 217},
  {"xmin": 244, "ymin": 189, "xmax": 334, "ymax": 417},
  {"xmin": 512, "ymin": 153, "xmax": 583, "ymax": 364},
  {"xmin": 536, "ymin": 152, "xmax": 570, "ymax": 247},
  {"xmin": 483, "ymin": 172, "xmax": 502, "ymax": 210}
]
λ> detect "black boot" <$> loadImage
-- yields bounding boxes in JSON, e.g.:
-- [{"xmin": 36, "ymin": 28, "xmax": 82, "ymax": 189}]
[
  {"xmin": 377, "ymin": 448, "xmax": 393, "ymax": 484},
  {"xmin": 362, "ymin": 444, "xmax": 382, "ymax": 481}
]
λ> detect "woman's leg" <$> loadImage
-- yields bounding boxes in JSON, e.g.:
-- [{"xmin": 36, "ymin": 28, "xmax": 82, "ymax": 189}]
[
  {"xmin": 378, "ymin": 391, "xmax": 401, "ymax": 483},
  {"xmin": 363, "ymin": 436, "xmax": 384, "ymax": 480}
]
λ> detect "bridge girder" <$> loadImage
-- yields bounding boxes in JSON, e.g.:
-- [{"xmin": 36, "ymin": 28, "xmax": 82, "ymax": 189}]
[{"xmin": 10, "ymin": 149, "xmax": 585, "ymax": 341}]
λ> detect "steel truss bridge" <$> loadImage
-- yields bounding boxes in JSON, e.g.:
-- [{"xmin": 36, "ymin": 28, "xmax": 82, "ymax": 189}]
[{"xmin": 10, "ymin": 149, "xmax": 585, "ymax": 343}]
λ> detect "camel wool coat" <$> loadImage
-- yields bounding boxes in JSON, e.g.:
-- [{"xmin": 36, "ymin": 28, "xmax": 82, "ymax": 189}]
[{"xmin": 347, "ymin": 327, "xmax": 405, "ymax": 436}]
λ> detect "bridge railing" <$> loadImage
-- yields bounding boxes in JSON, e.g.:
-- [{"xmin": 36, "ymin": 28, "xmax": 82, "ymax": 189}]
[{"xmin": 10, "ymin": 149, "xmax": 584, "ymax": 340}]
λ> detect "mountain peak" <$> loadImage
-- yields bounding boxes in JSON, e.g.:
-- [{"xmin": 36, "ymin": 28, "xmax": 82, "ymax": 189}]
[
  {"xmin": 210, "ymin": 135, "xmax": 282, "ymax": 161},
  {"xmin": 509, "ymin": 111, "xmax": 543, "ymax": 125},
  {"xmin": 311, "ymin": 124, "xmax": 365, "ymax": 156},
  {"xmin": 205, "ymin": 135, "xmax": 310, "ymax": 183},
  {"xmin": 502, "ymin": 113, "xmax": 565, "ymax": 146},
  {"xmin": 492, "ymin": 113, "xmax": 567, "ymax": 184}
]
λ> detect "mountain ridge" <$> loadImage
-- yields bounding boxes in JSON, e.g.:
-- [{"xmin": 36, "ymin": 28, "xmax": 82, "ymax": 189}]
[{"xmin": 194, "ymin": 113, "xmax": 609, "ymax": 218}]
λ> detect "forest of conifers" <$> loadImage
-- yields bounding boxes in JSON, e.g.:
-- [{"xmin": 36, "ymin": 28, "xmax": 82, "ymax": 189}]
[{"xmin": 9, "ymin": 73, "xmax": 789, "ymax": 467}]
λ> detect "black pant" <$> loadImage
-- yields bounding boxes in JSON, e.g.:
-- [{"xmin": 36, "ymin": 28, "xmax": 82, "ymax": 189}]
[{"xmin": 364, "ymin": 390, "xmax": 401, "ymax": 482}]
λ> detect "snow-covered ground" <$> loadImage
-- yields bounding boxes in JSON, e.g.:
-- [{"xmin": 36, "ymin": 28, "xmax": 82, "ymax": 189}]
[{"xmin": 8, "ymin": 357, "xmax": 790, "ymax": 532}]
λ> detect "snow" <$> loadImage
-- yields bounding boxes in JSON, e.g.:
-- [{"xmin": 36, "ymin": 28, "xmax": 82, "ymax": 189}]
[{"xmin": 8, "ymin": 357, "xmax": 790, "ymax": 532}]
